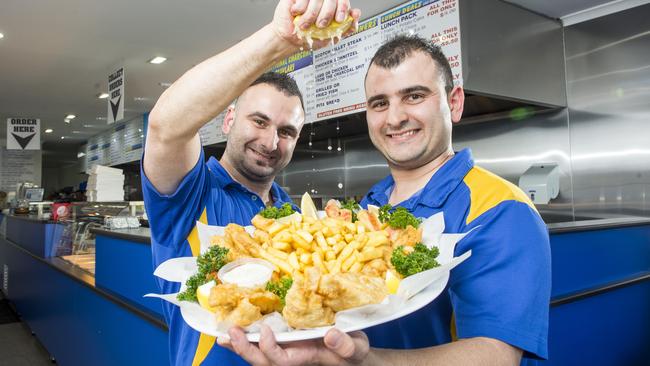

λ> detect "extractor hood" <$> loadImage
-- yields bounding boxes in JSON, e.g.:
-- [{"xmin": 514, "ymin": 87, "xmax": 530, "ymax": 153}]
[{"xmin": 459, "ymin": 0, "xmax": 567, "ymax": 108}]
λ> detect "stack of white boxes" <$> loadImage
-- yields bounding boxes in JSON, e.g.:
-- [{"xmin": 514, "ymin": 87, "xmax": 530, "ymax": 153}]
[{"xmin": 86, "ymin": 165, "xmax": 125, "ymax": 202}]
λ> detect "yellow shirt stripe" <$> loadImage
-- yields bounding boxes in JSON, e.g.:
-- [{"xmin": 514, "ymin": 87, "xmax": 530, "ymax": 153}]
[
  {"xmin": 187, "ymin": 208, "xmax": 208, "ymax": 257},
  {"xmin": 463, "ymin": 166, "xmax": 536, "ymax": 225},
  {"xmin": 187, "ymin": 207, "xmax": 215, "ymax": 365},
  {"xmin": 192, "ymin": 334, "xmax": 216, "ymax": 366},
  {"xmin": 450, "ymin": 312, "xmax": 458, "ymax": 341}
]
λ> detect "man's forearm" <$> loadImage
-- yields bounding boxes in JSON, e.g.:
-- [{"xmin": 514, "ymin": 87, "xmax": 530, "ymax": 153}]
[
  {"xmin": 148, "ymin": 23, "xmax": 297, "ymax": 141},
  {"xmin": 363, "ymin": 337, "xmax": 522, "ymax": 366}
]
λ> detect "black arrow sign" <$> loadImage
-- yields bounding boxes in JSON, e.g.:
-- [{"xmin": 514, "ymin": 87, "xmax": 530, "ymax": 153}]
[
  {"xmin": 110, "ymin": 96, "xmax": 122, "ymax": 121},
  {"xmin": 11, "ymin": 133, "xmax": 36, "ymax": 149}
]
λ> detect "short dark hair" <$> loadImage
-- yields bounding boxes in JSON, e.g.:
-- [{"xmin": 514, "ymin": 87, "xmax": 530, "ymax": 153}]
[
  {"xmin": 367, "ymin": 35, "xmax": 454, "ymax": 94},
  {"xmin": 250, "ymin": 72, "xmax": 304, "ymax": 109}
]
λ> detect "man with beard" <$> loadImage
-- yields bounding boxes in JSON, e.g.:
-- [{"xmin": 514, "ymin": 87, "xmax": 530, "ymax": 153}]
[{"xmin": 142, "ymin": 1, "xmax": 359, "ymax": 365}]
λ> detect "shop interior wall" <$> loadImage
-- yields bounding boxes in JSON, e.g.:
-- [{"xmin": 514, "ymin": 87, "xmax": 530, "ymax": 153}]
[
  {"xmin": 280, "ymin": 3, "xmax": 650, "ymax": 222},
  {"xmin": 42, "ymin": 163, "xmax": 85, "ymax": 198},
  {"xmin": 564, "ymin": 4, "xmax": 650, "ymax": 219},
  {"xmin": 41, "ymin": 143, "xmax": 86, "ymax": 198}
]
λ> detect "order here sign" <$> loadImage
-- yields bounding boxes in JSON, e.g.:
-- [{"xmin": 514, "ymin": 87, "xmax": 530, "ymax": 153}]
[{"xmin": 6, "ymin": 118, "xmax": 41, "ymax": 150}]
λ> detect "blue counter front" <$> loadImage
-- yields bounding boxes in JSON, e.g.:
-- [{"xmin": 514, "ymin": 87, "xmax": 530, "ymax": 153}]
[
  {"xmin": 94, "ymin": 228, "xmax": 164, "ymax": 317},
  {"xmin": 544, "ymin": 220, "xmax": 650, "ymax": 366},
  {"xmin": 0, "ymin": 217, "xmax": 169, "ymax": 366},
  {"xmin": 5, "ymin": 215, "xmax": 65, "ymax": 258}
]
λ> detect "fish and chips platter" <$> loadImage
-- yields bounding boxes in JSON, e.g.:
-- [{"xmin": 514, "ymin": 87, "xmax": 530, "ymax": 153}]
[{"xmin": 147, "ymin": 194, "xmax": 472, "ymax": 342}]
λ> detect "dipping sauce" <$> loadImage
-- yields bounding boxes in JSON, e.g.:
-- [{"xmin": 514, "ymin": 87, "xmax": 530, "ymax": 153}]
[{"xmin": 220, "ymin": 262, "xmax": 273, "ymax": 288}]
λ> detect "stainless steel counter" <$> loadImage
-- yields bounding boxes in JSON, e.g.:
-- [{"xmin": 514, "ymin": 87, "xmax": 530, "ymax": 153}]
[{"xmin": 547, "ymin": 217, "xmax": 650, "ymax": 234}]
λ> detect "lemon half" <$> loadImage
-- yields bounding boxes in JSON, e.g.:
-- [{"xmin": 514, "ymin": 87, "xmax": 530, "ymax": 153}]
[
  {"xmin": 293, "ymin": 14, "xmax": 354, "ymax": 43},
  {"xmin": 385, "ymin": 270, "xmax": 401, "ymax": 295},
  {"xmin": 197, "ymin": 280, "xmax": 217, "ymax": 313}
]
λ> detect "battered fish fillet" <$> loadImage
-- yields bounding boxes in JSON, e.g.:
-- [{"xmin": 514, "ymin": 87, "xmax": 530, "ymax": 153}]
[
  {"xmin": 283, "ymin": 267, "xmax": 388, "ymax": 328},
  {"xmin": 225, "ymin": 224, "xmax": 262, "ymax": 257},
  {"xmin": 361, "ymin": 258, "xmax": 389, "ymax": 278},
  {"xmin": 319, "ymin": 272, "xmax": 388, "ymax": 312},
  {"xmin": 210, "ymin": 235, "xmax": 248, "ymax": 261},
  {"xmin": 389, "ymin": 225, "xmax": 423, "ymax": 248},
  {"xmin": 282, "ymin": 267, "xmax": 334, "ymax": 329},
  {"xmin": 209, "ymin": 283, "xmax": 282, "ymax": 327}
]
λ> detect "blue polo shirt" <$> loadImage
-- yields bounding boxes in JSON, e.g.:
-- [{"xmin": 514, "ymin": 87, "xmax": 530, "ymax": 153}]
[
  {"xmin": 142, "ymin": 149, "xmax": 296, "ymax": 366},
  {"xmin": 361, "ymin": 148, "xmax": 551, "ymax": 364}
]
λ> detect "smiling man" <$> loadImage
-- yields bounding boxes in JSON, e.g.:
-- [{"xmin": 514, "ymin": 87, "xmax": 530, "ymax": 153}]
[
  {"xmin": 357, "ymin": 35, "xmax": 552, "ymax": 365},
  {"xmin": 141, "ymin": 1, "xmax": 360, "ymax": 365}
]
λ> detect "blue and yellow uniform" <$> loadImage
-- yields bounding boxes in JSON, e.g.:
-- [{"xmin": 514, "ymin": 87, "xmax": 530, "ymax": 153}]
[
  {"xmin": 142, "ymin": 150, "xmax": 296, "ymax": 366},
  {"xmin": 361, "ymin": 148, "xmax": 551, "ymax": 364}
]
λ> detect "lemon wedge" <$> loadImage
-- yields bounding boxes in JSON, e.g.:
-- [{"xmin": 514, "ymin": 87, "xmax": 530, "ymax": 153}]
[
  {"xmin": 385, "ymin": 270, "xmax": 401, "ymax": 295},
  {"xmin": 196, "ymin": 280, "xmax": 217, "ymax": 313},
  {"xmin": 301, "ymin": 192, "xmax": 319, "ymax": 219},
  {"xmin": 293, "ymin": 14, "xmax": 354, "ymax": 48}
]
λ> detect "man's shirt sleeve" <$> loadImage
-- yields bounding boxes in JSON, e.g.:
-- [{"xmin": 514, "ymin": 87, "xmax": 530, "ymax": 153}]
[
  {"xmin": 141, "ymin": 149, "xmax": 210, "ymax": 251},
  {"xmin": 450, "ymin": 201, "xmax": 551, "ymax": 359}
]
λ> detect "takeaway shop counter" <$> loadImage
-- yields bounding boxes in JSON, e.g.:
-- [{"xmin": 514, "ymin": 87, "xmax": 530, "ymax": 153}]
[{"xmin": 0, "ymin": 215, "xmax": 169, "ymax": 365}]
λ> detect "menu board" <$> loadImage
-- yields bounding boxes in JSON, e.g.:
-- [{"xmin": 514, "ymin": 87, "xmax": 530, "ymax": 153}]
[
  {"xmin": 275, "ymin": 0, "xmax": 462, "ymax": 123},
  {"xmin": 271, "ymin": 51, "xmax": 317, "ymax": 123},
  {"xmin": 84, "ymin": 109, "xmax": 229, "ymax": 173},
  {"xmin": 84, "ymin": 115, "xmax": 144, "ymax": 172},
  {"xmin": 0, "ymin": 142, "xmax": 42, "ymax": 192},
  {"xmin": 311, "ymin": 17, "xmax": 379, "ymax": 120}
]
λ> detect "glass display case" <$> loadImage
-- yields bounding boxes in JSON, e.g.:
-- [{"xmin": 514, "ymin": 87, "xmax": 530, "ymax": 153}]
[{"xmin": 54, "ymin": 201, "xmax": 134, "ymax": 275}]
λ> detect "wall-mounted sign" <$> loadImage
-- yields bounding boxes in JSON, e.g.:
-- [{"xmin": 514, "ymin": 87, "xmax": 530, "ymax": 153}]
[
  {"xmin": 6, "ymin": 118, "xmax": 40, "ymax": 150},
  {"xmin": 84, "ymin": 115, "xmax": 144, "ymax": 172},
  {"xmin": 274, "ymin": 0, "xmax": 462, "ymax": 123},
  {"xmin": 107, "ymin": 67, "xmax": 125, "ymax": 124}
]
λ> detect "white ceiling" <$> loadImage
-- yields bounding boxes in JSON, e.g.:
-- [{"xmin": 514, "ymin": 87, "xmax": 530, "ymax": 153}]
[{"xmin": 0, "ymin": 0, "xmax": 623, "ymax": 146}]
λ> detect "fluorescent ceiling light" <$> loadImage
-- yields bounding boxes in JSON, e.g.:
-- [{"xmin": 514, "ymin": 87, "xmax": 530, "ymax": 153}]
[
  {"xmin": 65, "ymin": 114, "xmax": 76, "ymax": 119},
  {"xmin": 0, "ymin": 33, "xmax": 4, "ymax": 39},
  {"xmin": 45, "ymin": 128, "xmax": 53, "ymax": 133},
  {"xmin": 77, "ymin": 152, "xmax": 86, "ymax": 158},
  {"xmin": 64, "ymin": 119, "xmax": 71, "ymax": 123},
  {"xmin": 148, "ymin": 56, "xmax": 167, "ymax": 64},
  {"xmin": 97, "ymin": 93, "xmax": 109, "ymax": 99}
]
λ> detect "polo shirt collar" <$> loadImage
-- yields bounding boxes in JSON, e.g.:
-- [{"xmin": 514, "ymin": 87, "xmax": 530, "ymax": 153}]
[
  {"xmin": 366, "ymin": 148, "xmax": 475, "ymax": 209},
  {"xmin": 206, "ymin": 156, "xmax": 293, "ymax": 207}
]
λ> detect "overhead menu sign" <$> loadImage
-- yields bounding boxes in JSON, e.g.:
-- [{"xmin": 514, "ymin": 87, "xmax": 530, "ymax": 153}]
[
  {"xmin": 271, "ymin": 51, "xmax": 317, "ymax": 123},
  {"xmin": 6, "ymin": 118, "xmax": 40, "ymax": 150},
  {"xmin": 271, "ymin": 0, "xmax": 463, "ymax": 123},
  {"xmin": 84, "ymin": 115, "xmax": 144, "ymax": 172},
  {"xmin": 108, "ymin": 67, "xmax": 125, "ymax": 124},
  {"xmin": 311, "ymin": 0, "xmax": 463, "ymax": 121}
]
